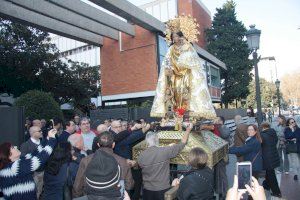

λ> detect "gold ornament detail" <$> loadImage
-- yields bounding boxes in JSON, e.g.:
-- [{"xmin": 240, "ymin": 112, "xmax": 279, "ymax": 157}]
[{"xmin": 165, "ymin": 14, "xmax": 200, "ymax": 44}]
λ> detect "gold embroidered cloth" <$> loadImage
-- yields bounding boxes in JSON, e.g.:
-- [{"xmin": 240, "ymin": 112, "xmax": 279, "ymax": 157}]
[
  {"xmin": 132, "ymin": 130, "xmax": 229, "ymax": 168},
  {"xmin": 150, "ymin": 42, "xmax": 216, "ymax": 119}
]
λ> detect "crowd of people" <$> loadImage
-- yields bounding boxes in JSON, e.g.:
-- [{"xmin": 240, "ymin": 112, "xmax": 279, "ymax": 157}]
[{"xmin": 0, "ymin": 114, "xmax": 299, "ymax": 200}]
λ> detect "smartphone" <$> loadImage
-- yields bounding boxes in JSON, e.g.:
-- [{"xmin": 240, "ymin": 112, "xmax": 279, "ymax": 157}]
[{"xmin": 237, "ymin": 161, "xmax": 252, "ymax": 191}]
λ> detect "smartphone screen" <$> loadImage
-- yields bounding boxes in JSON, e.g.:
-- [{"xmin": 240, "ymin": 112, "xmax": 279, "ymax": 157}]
[{"xmin": 237, "ymin": 163, "xmax": 251, "ymax": 190}]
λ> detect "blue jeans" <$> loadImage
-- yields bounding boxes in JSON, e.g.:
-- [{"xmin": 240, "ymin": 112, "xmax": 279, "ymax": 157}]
[{"xmin": 278, "ymin": 146, "xmax": 289, "ymax": 172}]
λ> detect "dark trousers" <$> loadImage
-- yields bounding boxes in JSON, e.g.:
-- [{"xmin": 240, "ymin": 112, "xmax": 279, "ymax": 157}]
[
  {"xmin": 130, "ymin": 168, "xmax": 143, "ymax": 200},
  {"xmin": 143, "ymin": 188, "xmax": 169, "ymax": 200},
  {"xmin": 264, "ymin": 169, "xmax": 281, "ymax": 195}
]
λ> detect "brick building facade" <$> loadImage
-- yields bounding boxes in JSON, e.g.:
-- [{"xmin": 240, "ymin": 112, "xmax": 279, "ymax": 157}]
[{"xmin": 101, "ymin": 0, "xmax": 225, "ymax": 107}]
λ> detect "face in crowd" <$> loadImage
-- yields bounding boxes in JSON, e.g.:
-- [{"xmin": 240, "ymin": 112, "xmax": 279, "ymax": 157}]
[
  {"xmin": 80, "ymin": 119, "xmax": 91, "ymax": 133},
  {"xmin": 247, "ymin": 125, "xmax": 257, "ymax": 137},
  {"xmin": 10, "ymin": 145, "xmax": 21, "ymax": 162},
  {"xmin": 74, "ymin": 115, "xmax": 80, "ymax": 124},
  {"xmin": 30, "ymin": 126, "xmax": 43, "ymax": 139},
  {"xmin": 66, "ymin": 121, "xmax": 76, "ymax": 134},
  {"xmin": 111, "ymin": 121, "xmax": 122, "ymax": 134}
]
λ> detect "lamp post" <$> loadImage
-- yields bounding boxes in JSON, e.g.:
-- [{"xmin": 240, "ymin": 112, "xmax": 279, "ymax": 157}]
[
  {"xmin": 246, "ymin": 25, "xmax": 262, "ymax": 125},
  {"xmin": 275, "ymin": 79, "xmax": 281, "ymax": 115}
]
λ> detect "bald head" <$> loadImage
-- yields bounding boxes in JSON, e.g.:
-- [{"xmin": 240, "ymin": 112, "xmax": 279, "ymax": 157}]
[
  {"xmin": 29, "ymin": 126, "xmax": 42, "ymax": 139},
  {"xmin": 97, "ymin": 124, "xmax": 108, "ymax": 134},
  {"xmin": 234, "ymin": 115, "xmax": 242, "ymax": 125},
  {"xmin": 68, "ymin": 134, "xmax": 84, "ymax": 150},
  {"xmin": 32, "ymin": 119, "xmax": 42, "ymax": 128}
]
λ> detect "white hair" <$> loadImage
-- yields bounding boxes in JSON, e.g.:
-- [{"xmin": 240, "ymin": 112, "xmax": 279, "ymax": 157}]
[
  {"xmin": 234, "ymin": 115, "xmax": 243, "ymax": 125},
  {"xmin": 68, "ymin": 134, "xmax": 82, "ymax": 147},
  {"xmin": 145, "ymin": 131, "xmax": 159, "ymax": 147}
]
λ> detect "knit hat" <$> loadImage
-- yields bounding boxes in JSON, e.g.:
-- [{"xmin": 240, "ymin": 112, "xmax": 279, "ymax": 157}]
[{"xmin": 84, "ymin": 150, "xmax": 121, "ymax": 198}]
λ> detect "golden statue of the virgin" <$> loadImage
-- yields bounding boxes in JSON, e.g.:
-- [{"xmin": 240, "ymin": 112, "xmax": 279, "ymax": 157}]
[{"xmin": 150, "ymin": 15, "xmax": 216, "ymax": 119}]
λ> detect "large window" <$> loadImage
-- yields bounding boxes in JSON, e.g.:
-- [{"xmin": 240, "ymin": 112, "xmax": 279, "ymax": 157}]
[{"xmin": 140, "ymin": 0, "xmax": 177, "ymax": 22}]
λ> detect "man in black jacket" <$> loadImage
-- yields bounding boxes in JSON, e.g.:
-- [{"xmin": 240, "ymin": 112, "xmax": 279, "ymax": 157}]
[{"xmin": 260, "ymin": 122, "xmax": 281, "ymax": 198}]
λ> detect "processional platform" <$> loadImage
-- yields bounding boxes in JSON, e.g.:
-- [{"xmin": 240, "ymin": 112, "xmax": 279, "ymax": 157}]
[{"xmin": 132, "ymin": 130, "xmax": 228, "ymax": 168}]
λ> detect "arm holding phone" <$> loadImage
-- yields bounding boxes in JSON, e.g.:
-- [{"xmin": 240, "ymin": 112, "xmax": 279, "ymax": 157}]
[{"xmin": 226, "ymin": 175, "xmax": 266, "ymax": 200}]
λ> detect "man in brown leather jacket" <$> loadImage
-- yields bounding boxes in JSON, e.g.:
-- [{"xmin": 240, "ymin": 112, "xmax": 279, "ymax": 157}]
[
  {"xmin": 73, "ymin": 131, "xmax": 134, "ymax": 198},
  {"xmin": 233, "ymin": 115, "xmax": 248, "ymax": 162}
]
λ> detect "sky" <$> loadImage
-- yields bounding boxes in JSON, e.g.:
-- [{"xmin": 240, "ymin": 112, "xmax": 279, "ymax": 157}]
[
  {"xmin": 128, "ymin": 0, "xmax": 300, "ymax": 82},
  {"xmin": 200, "ymin": 0, "xmax": 300, "ymax": 82}
]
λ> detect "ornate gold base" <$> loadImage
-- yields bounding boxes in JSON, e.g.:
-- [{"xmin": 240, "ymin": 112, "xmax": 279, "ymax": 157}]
[{"xmin": 132, "ymin": 130, "xmax": 228, "ymax": 168}]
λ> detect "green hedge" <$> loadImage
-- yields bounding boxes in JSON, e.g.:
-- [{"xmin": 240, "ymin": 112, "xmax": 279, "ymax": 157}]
[{"xmin": 14, "ymin": 90, "xmax": 63, "ymax": 120}]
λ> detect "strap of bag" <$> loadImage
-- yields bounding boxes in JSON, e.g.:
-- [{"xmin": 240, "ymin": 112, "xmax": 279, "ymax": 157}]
[
  {"xmin": 192, "ymin": 171, "xmax": 214, "ymax": 190},
  {"xmin": 252, "ymin": 150, "xmax": 261, "ymax": 163}
]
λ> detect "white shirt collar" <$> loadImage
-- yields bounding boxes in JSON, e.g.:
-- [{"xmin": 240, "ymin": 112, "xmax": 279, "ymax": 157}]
[{"xmin": 30, "ymin": 137, "xmax": 40, "ymax": 145}]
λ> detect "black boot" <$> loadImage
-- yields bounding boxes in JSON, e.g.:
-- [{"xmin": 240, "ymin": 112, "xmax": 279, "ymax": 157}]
[{"xmin": 294, "ymin": 175, "xmax": 298, "ymax": 180}]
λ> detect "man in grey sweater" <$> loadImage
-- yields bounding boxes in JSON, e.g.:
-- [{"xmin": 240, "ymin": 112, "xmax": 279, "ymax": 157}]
[{"xmin": 137, "ymin": 123, "xmax": 193, "ymax": 200}]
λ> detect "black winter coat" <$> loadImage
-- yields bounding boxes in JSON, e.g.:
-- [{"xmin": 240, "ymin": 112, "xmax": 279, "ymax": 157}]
[
  {"xmin": 177, "ymin": 167, "xmax": 214, "ymax": 200},
  {"xmin": 261, "ymin": 128, "xmax": 280, "ymax": 170}
]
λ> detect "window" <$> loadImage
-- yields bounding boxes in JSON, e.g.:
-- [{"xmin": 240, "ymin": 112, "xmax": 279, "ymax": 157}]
[
  {"xmin": 153, "ymin": 4, "xmax": 160, "ymax": 20},
  {"xmin": 158, "ymin": 35, "xmax": 169, "ymax": 71},
  {"xmin": 206, "ymin": 64, "xmax": 211, "ymax": 85},
  {"xmin": 160, "ymin": 1, "xmax": 168, "ymax": 22},
  {"xmin": 209, "ymin": 65, "xmax": 220, "ymax": 87},
  {"xmin": 168, "ymin": 0, "xmax": 177, "ymax": 19}
]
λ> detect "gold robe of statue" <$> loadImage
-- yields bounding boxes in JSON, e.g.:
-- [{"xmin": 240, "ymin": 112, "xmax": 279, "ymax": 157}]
[{"xmin": 150, "ymin": 41, "xmax": 216, "ymax": 119}]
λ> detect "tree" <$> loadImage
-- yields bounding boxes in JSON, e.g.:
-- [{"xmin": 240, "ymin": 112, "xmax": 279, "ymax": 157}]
[
  {"xmin": 246, "ymin": 78, "xmax": 278, "ymax": 109},
  {"xmin": 14, "ymin": 90, "xmax": 63, "ymax": 120},
  {"xmin": 0, "ymin": 18, "xmax": 99, "ymax": 113},
  {"xmin": 281, "ymin": 72, "xmax": 300, "ymax": 107},
  {"xmin": 205, "ymin": 0, "xmax": 252, "ymax": 107}
]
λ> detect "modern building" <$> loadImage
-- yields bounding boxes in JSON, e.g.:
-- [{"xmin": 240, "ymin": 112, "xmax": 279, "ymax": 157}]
[
  {"xmin": 101, "ymin": 0, "xmax": 226, "ymax": 107},
  {"xmin": 51, "ymin": 35, "xmax": 101, "ymax": 67},
  {"xmin": 50, "ymin": 34, "xmax": 101, "ymax": 108}
]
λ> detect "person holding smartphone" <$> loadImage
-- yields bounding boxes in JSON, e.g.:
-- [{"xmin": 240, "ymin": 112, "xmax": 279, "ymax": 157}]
[{"xmin": 284, "ymin": 118, "xmax": 300, "ymax": 180}]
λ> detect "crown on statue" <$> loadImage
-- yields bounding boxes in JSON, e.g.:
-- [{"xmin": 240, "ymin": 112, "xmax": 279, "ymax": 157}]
[{"xmin": 165, "ymin": 14, "xmax": 200, "ymax": 44}]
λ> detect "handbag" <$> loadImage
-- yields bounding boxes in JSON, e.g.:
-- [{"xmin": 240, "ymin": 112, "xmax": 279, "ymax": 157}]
[{"xmin": 286, "ymin": 140, "xmax": 298, "ymax": 153}]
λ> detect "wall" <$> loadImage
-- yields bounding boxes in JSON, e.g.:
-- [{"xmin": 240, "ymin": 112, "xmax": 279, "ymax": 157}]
[
  {"xmin": 101, "ymin": 26, "xmax": 158, "ymax": 96},
  {"xmin": 177, "ymin": 0, "xmax": 211, "ymax": 48}
]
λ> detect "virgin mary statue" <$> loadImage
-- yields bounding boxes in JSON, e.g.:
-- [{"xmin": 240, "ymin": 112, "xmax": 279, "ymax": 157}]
[{"xmin": 150, "ymin": 15, "xmax": 216, "ymax": 119}]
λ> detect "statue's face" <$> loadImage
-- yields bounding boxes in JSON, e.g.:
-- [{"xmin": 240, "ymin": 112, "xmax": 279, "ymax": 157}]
[{"xmin": 172, "ymin": 33, "xmax": 181, "ymax": 44}]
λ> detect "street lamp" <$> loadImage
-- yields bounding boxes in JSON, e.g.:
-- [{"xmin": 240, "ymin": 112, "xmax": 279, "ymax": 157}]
[
  {"xmin": 275, "ymin": 79, "xmax": 281, "ymax": 115},
  {"xmin": 246, "ymin": 25, "xmax": 263, "ymax": 125}
]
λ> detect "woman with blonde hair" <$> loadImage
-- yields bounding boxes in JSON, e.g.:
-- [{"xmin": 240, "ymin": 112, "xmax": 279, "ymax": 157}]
[{"xmin": 172, "ymin": 147, "xmax": 214, "ymax": 200}]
